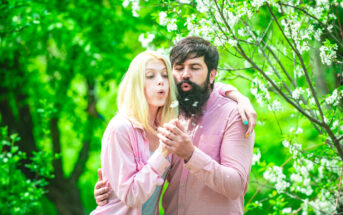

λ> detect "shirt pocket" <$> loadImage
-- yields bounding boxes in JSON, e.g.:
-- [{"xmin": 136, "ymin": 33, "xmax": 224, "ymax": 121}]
[{"xmin": 198, "ymin": 134, "xmax": 223, "ymax": 162}]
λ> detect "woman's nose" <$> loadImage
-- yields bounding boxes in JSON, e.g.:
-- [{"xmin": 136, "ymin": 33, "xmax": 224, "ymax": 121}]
[{"xmin": 157, "ymin": 74, "xmax": 164, "ymax": 85}]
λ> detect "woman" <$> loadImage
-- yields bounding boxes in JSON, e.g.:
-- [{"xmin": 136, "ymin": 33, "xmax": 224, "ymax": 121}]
[{"xmin": 91, "ymin": 51, "xmax": 177, "ymax": 215}]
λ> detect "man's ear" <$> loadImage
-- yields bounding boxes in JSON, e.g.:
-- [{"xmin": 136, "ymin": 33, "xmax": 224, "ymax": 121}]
[{"xmin": 209, "ymin": 69, "xmax": 217, "ymax": 84}]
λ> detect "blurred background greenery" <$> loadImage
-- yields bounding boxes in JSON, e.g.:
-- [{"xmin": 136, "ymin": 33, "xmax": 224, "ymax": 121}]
[{"xmin": 1, "ymin": 0, "xmax": 342, "ymax": 214}]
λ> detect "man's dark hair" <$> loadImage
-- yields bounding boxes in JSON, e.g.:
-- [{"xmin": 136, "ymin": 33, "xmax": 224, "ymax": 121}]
[{"xmin": 170, "ymin": 36, "xmax": 219, "ymax": 75}]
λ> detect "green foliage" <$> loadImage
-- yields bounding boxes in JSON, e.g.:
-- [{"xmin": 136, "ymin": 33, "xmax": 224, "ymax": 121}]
[
  {"xmin": 0, "ymin": 125, "xmax": 54, "ymax": 214},
  {"xmin": 1, "ymin": 0, "xmax": 343, "ymax": 214}
]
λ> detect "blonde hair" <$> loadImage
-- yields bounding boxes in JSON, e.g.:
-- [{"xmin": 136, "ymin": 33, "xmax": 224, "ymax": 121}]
[{"xmin": 117, "ymin": 51, "xmax": 178, "ymax": 134}]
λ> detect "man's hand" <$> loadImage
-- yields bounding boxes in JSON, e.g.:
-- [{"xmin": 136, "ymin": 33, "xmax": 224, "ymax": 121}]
[
  {"xmin": 226, "ymin": 91, "xmax": 257, "ymax": 137},
  {"xmin": 157, "ymin": 119, "xmax": 194, "ymax": 162},
  {"xmin": 94, "ymin": 169, "xmax": 110, "ymax": 206}
]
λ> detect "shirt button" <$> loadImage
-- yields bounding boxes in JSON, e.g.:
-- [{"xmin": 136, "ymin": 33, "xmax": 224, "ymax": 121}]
[{"xmin": 180, "ymin": 204, "xmax": 183, "ymax": 208}]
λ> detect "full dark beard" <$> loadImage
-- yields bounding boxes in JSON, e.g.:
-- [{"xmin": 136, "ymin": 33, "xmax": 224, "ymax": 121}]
[{"xmin": 177, "ymin": 79, "xmax": 210, "ymax": 119}]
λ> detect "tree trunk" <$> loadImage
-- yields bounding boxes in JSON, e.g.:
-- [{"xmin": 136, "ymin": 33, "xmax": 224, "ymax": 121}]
[{"xmin": 48, "ymin": 179, "xmax": 85, "ymax": 215}]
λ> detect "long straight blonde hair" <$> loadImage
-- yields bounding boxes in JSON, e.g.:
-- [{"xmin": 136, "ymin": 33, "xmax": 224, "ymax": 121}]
[{"xmin": 117, "ymin": 51, "xmax": 178, "ymax": 134}]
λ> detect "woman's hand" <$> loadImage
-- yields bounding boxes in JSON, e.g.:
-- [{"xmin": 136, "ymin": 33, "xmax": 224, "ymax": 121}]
[
  {"xmin": 226, "ymin": 91, "xmax": 257, "ymax": 137},
  {"xmin": 94, "ymin": 169, "xmax": 111, "ymax": 206}
]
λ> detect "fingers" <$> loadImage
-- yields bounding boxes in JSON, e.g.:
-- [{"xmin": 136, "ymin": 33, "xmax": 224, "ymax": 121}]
[
  {"xmin": 245, "ymin": 110, "xmax": 257, "ymax": 136},
  {"xmin": 174, "ymin": 119, "xmax": 186, "ymax": 132},
  {"xmin": 238, "ymin": 108, "xmax": 249, "ymax": 127},
  {"xmin": 157, "ymin": 127, "xmax": 177, "ymax": 141},
  {"xmin": 98, "ymin": 168, "xmax": 103, "ymax": 181},
  {"xmin": 95, "ymin": 178, "xmax": 108, "ymax": 189},
  {"xmin": 97, "ymin": 199, "xmax": 108, "ymax": 207},
  {"xmin": 163, "ymin": 122, "xmax": 183, "ymax": 135},
  {"xmin": 157, "ymin": 133, "xmax": 174, "ymax": 147},
  {"xmin": 95, "ymin": 189, "xmax": 110, "ymax": 206},
  {"xmin": 94, "ymin": 183, "xmax": 110, "ymax": 206},
  {"xmin": 95, "ymin": 186, "xmax": 110, "ymax": 196}
]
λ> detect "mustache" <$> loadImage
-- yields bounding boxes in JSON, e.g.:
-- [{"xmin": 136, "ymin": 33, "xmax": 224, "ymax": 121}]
[{"xmin": 176, "ymin": 79, "xmax": 198, "ymax": 89}]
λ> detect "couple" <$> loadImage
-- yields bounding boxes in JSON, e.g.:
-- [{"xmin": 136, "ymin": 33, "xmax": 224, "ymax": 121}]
[{"xmin": 91, "ymin": 36, "xmax": 256, "ymax": 215}]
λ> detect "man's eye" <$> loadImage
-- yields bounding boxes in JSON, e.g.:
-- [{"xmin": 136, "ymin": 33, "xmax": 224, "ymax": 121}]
[
  {"xmin": 192, "ymin": 67, "xmax": 200, "ymax": 70},
  {"xmin": 175, "ymin": 67, "xmax": 183, "ymax": 71}
]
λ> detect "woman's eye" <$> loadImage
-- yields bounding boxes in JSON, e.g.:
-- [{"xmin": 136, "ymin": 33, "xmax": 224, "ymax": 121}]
[{"xmin": 146, "ymin": 74, "xmax": 154, "ymax": 79}]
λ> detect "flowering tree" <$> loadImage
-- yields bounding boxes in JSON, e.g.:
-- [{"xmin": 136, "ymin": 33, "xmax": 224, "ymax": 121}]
[{"xmin": 124, "ymin": 0, "xmax": 343, "ymax": 214}]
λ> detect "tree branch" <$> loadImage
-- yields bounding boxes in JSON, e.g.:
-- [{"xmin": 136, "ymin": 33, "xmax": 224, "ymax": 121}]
[
  {"xmin": 50, "ymin": 117, "xmax": 64, "ymax": 178},
  {"xmin": 70, "ymin": 141, "xmax": 90, "ymax": 183},
  {"xmin": 280, "ymin": 2, "xmax": 343, "ymax": 49},
  {"xmin": 213, "ymin": 0, "xmax": 323, "ymax": 127},
  {"xmin": 333, "ymin": 165, "xmax": 343, "ymax": 215},
  {"xmin": 70, "ymin": 78, "xmax": 97, "ymax": 183},
  {"xmin": 267, "ymin": 3, "xmax": 325, "ymax": 124}
]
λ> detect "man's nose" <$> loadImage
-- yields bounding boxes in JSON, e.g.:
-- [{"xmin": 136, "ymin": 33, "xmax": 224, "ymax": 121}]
[{"xmin": 182, "ymin": 68, "xmax": 191, "ymax": 79}]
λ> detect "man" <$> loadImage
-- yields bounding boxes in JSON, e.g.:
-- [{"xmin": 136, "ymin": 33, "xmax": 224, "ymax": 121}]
[{"xmin": 95, "ymin": 36, "xmax": 255, "ymax": 214}]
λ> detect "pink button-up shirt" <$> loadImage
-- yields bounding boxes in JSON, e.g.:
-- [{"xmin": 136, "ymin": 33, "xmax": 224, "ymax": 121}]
[
  {"xmin": 91, "ymin": 114, "xmax": 170, "ymax": 215},
  {"xmin": 162, "ymin": 87, "xmax": 255, "ymax": 215}
]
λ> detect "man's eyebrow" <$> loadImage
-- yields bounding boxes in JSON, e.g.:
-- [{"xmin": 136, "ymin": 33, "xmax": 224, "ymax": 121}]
[{"xmin": 189, "ymin": 62, "xmax": 202, "ymax": 66}]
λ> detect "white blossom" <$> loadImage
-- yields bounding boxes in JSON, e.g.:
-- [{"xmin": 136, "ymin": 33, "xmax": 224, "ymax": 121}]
[
  {"xmin": 275, "ymin": 178, "xmax": 290, "ymax": 193},
  {"xmin": 138, "ymin": 33, "xmax": 155, "ymax": 48},
  {"xmin": 283, "ymin": 140, "xmax": 290, "ymax": 148},
  {"xmin": 296, "ymin": 128, "xmax": 303, "ymax": 134},
  {"xmin": 252, "ymin": 149, "xmax": 261, "ymax": 165},
  {"xmin": 179, "ymin": 0, "xmax": 191, "ymax": 3},
  {"xmin": 238, "ymin": 28, "xmax": 247, "ymax": 37},
  {"xmin": 244, "ymin": 60, "xmax": 251, "ymax": 68},
  {"xmin": 304, "ymin": 159, "xmax": 314, "ymax": 171},
  {"xmin": 309, "ymin": 98, "xmax": 316, "ymax": 105},
  {"xmin": 131, "ymin": 0, "xmax": 140, "ymax": 17},
  {"xmin": 290, "ymin": 173, "xmax": 302, "ymax": 182},
  {"xmin": 309, "ymin": 191, "xmax": 335, "ymax": 214},
  {"xmin": 196, "ymin": 0, "xmax": 208, "ymax": 12},
  {"xmin": 251, "ymin": 0, "xmax": 266, "ymax": 8},
  {"xmin": 316, "ymin": 0, "xmax": 329, "ymax": 6},
  {"xmin": 332, "ymin": 120, "xmax": 339, "ymax": 130},
  {"xmin": 292, "ymin": 88, "xmax": 304, "ymax": 100},
  {"xmin": 282, "ymin": 207, "xmax": 292, "ymax": 214},
  {"xmin": 167, "ymin": 19, "xmax": 178, "ymax": 32},
  {"xmin": 185, "ymin": 15, "xmax": 196, "ymax": 31},
  {"xmin": 320, "ymin": 43, "xmax": 338, "ymax": 66},
  {"xmin": 294, "ymin": 66, "xmax": 303, "ymax": 78},
  {"xmin": 228, "ymin": 39, "xmax": 238, "ymax": 47},
  {"xmin": 299, "ymin": 186, "xmax": 313, "ymax": 196},
  {"xmin": 314, "ymin": 29, "xmax": 323, "ymax": 41},
  {"xmin": 264, "ymin": 166, "xmax": 289, "ymax": 193},
  {"xmin": 158, "ymin": 12, "xmax": 168, "ymax": 26},
  {"xmin": 270, "ymin": 99, "xmax": 282, "ymax": 112},
  {"xmin": 122, "ymin": 0, "xmax": 130, "ymax": 7},
  {"xmin": 325, "ymin": 89, "xmax": 340, "ymax": 106},
  {"xmin": 291, "ymin": 173, "xmax": 303, "ymax": 182}
]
